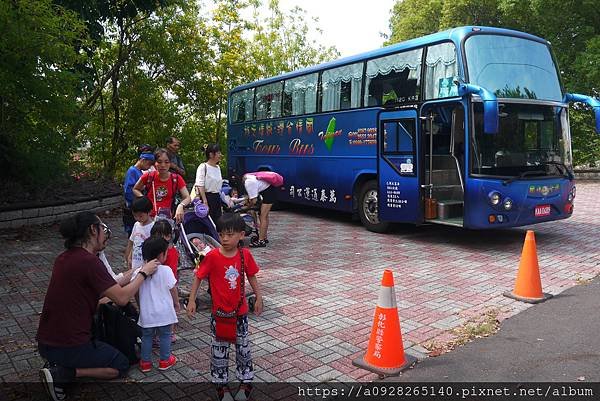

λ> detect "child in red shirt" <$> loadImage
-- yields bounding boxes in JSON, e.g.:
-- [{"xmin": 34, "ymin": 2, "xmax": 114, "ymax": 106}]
[
  {"xmin": 186, "ymin": 213, "xmax": 263, "ymax": 401},
  {"xmin": 151, "ymin": 220, "xmax": 180, "ymax": 342}
]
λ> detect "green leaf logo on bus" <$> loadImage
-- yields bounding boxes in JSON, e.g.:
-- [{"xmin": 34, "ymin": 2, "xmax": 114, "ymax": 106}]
[{"xmin": 319, "ymin": 117, "xmax": 342, "ymax": 151}]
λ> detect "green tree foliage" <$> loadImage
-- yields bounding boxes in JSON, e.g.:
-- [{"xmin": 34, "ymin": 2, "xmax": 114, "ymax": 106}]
[
  {"xmin": 248, "ymin": 0, "xmax": 339, "ymax": 78},
  {"xmin": 386, "ymin": 0, "xmax": 443, "ymax": 44},
  {"xmin": 83, "ymin": 1, "xmax": 214, "ymax": 180},
  {"xmin": 207, "ymin": 0, "xmax": 257, "ymax": 147},
  {"xmin": 387, "ymin": 0, "xmax": 600, "ymax": 165},
  {"xmin": 2, "ymin": 0, "xmax": 340, "ymax": 190},
  {"xmin": 0, "ymin": 0, "xmax": 88, "ymax": 184}
]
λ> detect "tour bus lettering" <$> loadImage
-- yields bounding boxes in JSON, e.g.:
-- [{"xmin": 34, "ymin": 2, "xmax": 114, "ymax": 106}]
[
  {"xmin": 318, "ymin": 129, "xmax": 342, "ymax": 141},
  {"xmin": 289, "ymin": 138, "xmax": 315, "ymax": 155},
  {"xmin": 253, "ymin": 140, "xmax": 281, "ymax": 154}
]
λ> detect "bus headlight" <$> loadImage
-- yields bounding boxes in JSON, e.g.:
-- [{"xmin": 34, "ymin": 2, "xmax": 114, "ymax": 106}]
[
  {"xmin": 567, "ymin": 186, "xmax": 576, "ymax": 202},
  {"xmin": 489, "ymin": 191, "xmax": 501, "ymax": 205},
  {"xmin": 503, "ymin": 198, "xmax": 513, "ymax": 211}
]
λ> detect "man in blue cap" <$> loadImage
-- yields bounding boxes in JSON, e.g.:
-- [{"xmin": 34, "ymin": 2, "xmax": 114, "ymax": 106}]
[{"xmin": 123, "ymin": 150, "xmax": 155, "ymax": 235}]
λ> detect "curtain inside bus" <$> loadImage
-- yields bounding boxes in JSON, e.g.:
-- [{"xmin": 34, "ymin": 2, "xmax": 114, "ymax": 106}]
[
  {"xmin": 231, "ymin": 88, "xmax": 255, "ymax": 123},
  {"xmin": 321, "ymin": 62, "xmax": 363, "ymax": 111},
  {"xmin": 282, "ymin": 73, "xmax": 318, "ymax": 116},
  {"xmin": 424, "ymin": 43, "xmax": 458, "ymax": 100},
  {"xmin": 255, "ymin": 82, "xmax": 283, "ymax": 120}
]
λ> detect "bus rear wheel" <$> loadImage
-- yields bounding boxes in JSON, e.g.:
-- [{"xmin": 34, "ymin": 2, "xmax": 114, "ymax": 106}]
[{"xmin": 358, "ymin": 180, "xmax": 390, "ymax": 233}]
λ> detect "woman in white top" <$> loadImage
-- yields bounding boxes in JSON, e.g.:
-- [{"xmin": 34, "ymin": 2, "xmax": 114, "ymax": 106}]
[{"xmin": 195, "ymin": 144, "xmax": 223, "ymax": 223}]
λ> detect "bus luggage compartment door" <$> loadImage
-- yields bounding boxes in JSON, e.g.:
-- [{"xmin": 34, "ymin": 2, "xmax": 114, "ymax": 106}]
[{"xmin": 377, "ymin": 110, "xmax": 422, "ymax": 223}]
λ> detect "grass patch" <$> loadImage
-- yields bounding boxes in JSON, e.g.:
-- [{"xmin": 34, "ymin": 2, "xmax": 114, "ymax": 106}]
[{"xmin": 425, "ymin": 308, "xmax": 501, "ymax": 357}]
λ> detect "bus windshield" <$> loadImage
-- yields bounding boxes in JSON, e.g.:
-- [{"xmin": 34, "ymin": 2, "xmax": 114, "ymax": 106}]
[
  {"xmin": 465, "ymin": 35, "xmax": 562, "ymax": 101},
  {"xmin": 470, "ymin": 103, "xmax": 573, "ymax": 178}
]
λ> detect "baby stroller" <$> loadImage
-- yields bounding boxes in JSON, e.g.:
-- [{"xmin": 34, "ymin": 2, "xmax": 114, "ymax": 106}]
[{"xmin": 175, "ymin": 199, "xmax": 220, "ymax": 271}]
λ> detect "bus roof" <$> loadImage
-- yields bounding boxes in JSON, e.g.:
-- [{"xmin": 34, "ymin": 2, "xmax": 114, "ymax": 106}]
[{"xmin": 230, "ymin": 26, "xmax": 547, "ymax": 94}]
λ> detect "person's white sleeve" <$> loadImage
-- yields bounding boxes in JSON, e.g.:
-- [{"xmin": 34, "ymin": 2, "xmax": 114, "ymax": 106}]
[
  {"xmin": 195, "ymin": 163, "xmax": 205, "ymax": 187},
  {"xmin": 163, "ymin": 266, "xmax": 177, "ymax": 289},
  {"xmin": 245, "ymin": 179, "xmax": 259, "ymax": 200},
  {"xmin": 98, "ymin": 251, "xmax": 123, "ymax": 280},
  {"xmin": 130, "ymin": 267, "xmax": 141, "ymax": 282}
]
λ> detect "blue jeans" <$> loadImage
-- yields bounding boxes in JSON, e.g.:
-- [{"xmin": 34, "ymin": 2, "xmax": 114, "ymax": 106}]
[{"xmin": 140, "ymin": 325, "xmax": 172, "ymax": 362}]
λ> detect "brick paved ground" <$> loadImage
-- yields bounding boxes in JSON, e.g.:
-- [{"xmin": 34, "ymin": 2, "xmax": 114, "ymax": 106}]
[{"xmin": 1, "ymin": 182, "xmax": 599, "ymax": 394}]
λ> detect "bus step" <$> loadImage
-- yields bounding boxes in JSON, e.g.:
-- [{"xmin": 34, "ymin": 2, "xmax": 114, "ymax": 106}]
[{"xmin": 437, "ymin": 200, "xmax": 463, "ymax": 220}]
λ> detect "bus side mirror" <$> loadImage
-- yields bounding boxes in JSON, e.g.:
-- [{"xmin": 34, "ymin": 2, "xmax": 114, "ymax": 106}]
[
  {"xmin": 457, "ymin": 82, "xmax": 499, "ymax": 134},
  {"xmin": 563, "ymin": 93, "xmax": 600, "ymax": 134}
]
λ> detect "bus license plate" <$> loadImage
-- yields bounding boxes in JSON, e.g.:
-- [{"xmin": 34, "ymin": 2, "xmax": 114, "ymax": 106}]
[{"xmin": 535, "ymin": 205, "xmax": 551, "ymax": 217}]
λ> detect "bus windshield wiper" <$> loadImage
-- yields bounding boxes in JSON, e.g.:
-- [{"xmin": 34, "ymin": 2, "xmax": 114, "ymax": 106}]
[
  {"xmin": 503, "ymin": 170, "xmax": 546, "ymax": 185},
  {"xmin": 541, "ymin": 161, "xmax": 574, "ymax": 180}
]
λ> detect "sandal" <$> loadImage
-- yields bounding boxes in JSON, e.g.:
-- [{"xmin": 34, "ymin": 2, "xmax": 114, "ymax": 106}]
[{"xmin": 249, "ymin": 239, "xmax": 267, "ymax": 248}]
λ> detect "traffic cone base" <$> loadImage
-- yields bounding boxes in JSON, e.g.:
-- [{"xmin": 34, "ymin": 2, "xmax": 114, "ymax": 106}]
[
  {"xmin": 505, "ymin": 230, "xmax": 552, "ymax": 303},
  {"xmin": 352, "ymin": 353, "xmax": 416, "ymax": 377},
  {"xmin": 503, "ymin": 290, "xmax": 553, "ymax": 304}
]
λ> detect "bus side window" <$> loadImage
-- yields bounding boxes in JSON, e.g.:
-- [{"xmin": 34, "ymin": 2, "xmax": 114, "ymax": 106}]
[
  {"xmin": 424, "ymin": 42, "xmax": 458, "ymax": 100},
  {"xmin": 255, "ymin": 82, "xmax": 283, "ymax": 120},
  {"xmin": 365, "ymin": 49, "xmax": 422, "ymax": 106},
  {"xmin": 283, "ymin": 73, "xmax": 318, "ymax": 116},
  {"xmin": 321, "ymin": 62, "xmax": 363, "ymax": 112}
]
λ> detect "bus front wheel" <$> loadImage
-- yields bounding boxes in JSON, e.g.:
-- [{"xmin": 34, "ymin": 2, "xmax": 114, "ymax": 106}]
[{"xmin": 358, "ymin": 180, "xmax": 390, "ymax": 233}]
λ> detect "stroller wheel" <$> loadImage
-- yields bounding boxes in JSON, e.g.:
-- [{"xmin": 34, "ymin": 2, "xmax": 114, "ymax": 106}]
[{"xmin": 247, "ymin": 295, "xmax": 256, "ymax": 312}]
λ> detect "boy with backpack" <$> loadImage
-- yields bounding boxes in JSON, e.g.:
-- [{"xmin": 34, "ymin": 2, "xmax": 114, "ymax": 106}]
[
  {"xmin": 186, "ymin": 213, "xmax": 263, "ymax": 401},
  {"xmin": 136, "ymin": 236, "xmax": 179, "ymax": 372}
]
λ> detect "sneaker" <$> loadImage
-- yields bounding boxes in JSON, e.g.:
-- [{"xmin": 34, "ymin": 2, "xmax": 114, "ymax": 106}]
[
  {"xmin": 158, "ymin": 355, "xmax": 177, "ymax": 370},
  {"xmin": 39, "ymin": 366, "xmax": 73, "ymax": 401},
  {"xmin": 139, "ymin": 360, "xmax": 152, "ymax": 373},
  {"xmin": 234, "ymin": 383, "xmax": 253, "ymax": 401},
  {"xmin": 216, "ymin": 385, "xmax": 235, "ymax": 401},
  {"xmin": 249, "ymin": 240, "xmax": 266, "ymax": 248}
]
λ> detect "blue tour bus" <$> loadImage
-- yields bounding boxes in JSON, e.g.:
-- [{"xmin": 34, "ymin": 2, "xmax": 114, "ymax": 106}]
[{"xmin": 227, "ymin": 26, "xmax": 599, "ymax": 232}]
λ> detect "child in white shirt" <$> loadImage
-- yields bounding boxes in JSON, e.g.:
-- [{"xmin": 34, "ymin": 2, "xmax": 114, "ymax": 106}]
[
  {"xmin": 135, "ymin": 236, "xmax": 179, "ymax": 372},
  {"xmin": 125, "ymin": 197, "xmax": 155, "ymax": 270}
]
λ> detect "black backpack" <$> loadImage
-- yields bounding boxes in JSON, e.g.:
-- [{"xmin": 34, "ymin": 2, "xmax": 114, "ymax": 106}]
[{"xmin": 93, "ymin": 302, "xmax": 141, "ymax": 365}]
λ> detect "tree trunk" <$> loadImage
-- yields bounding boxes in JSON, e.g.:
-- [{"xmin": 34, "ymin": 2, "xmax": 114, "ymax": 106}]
[
  {"xmin": 107, "ymin": 17, "xmax": 126, "ymax": 177},
  {"xmin": 215, "ymin": 100, "xmax": 223, "ymax": 144}
]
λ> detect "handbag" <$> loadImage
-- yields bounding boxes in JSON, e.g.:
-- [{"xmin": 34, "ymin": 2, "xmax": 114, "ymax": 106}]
[{"xmin": 213, "ymin": 248, "xmax": 245, "ymax": 343}]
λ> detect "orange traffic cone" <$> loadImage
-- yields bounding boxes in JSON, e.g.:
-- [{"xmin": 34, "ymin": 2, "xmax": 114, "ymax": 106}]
[
  {"xmin": 504, "ymin": 230, "xmax": 553, "ymax": 304},
  {"xmin": 352, "ymin": 269, "xmax": 416, "ymax": 376}
]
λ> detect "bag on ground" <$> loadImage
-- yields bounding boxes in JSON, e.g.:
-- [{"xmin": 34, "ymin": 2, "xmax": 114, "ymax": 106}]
[{"xmin": 94, "ymin": 302, "xmax": 141, "ymax": 365}]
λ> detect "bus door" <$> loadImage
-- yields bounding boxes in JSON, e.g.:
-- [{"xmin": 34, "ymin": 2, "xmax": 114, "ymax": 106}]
[
  {"xmin": 377, "ymin": 110, "xmax": 423, "ymax": 223},
  {"xmin": 421, "ymin": 102, "xmax": 465, "ymax": 227}
]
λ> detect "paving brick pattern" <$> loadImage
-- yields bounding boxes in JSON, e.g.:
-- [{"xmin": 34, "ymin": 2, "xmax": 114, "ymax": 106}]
[{"xmin": 1, "ymin": 182, "xmax": 599, "ymax": 387}]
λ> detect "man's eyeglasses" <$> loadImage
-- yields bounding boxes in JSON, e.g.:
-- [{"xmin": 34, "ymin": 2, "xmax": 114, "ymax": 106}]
[{"xmin": 98, "ymin": 222, "xmax": 112, "ymax": 238}]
